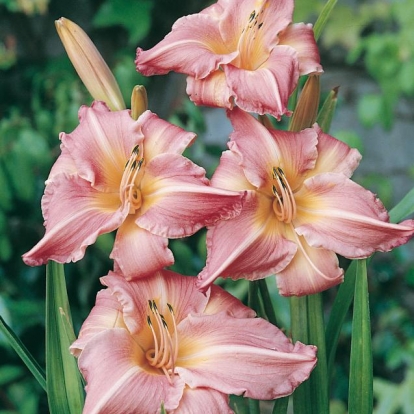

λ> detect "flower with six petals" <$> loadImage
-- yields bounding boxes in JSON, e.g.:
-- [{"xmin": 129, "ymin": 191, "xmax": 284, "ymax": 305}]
[
  {"xmin": 70, "ymin": 269, "xmax": 317, "ymax": 413},
  {"xmin": 23, "ymin": 101, "xmax": 244, "ymax": 279},
  {"xmin": 197, "ymin": 108, "xmax": 414, "ymax": 296},
  {"xmin": 135, "ymin": 0, "xmax": 322, "ymax": 119}
]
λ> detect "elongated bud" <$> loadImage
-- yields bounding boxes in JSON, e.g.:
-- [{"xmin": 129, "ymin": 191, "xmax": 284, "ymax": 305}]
[
  {"xmin": 55, "ymin": 17, "xmax": 125, "ymax": 111},
  {"xmin": 131, "ymin": 85, "xmax": 148, "ymax": 120},
  {"xmin": 289, "ymin": 75, "xmax": 320, "ymax": 132},
  {"xmin": 317, "ymin": 86, "xmax": 339, "ymax": 133}
]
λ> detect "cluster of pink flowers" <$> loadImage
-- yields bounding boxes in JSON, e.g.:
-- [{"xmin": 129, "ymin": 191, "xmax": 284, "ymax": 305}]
[{"xmin": 24, "ymin": 0, "xmax": 414, "ymax": 412}]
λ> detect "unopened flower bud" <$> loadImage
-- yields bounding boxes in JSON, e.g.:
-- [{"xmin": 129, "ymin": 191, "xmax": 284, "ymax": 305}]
[
  {"xmin": 55, "ymin": 17, "xmax": 125, "ymax": 111},
  {"xmin": 289, "ymin": 75, "xmax": 320, "ymax": 132},
  {"xmin": 131, "ymin": 85, "xmax": 148, "ymax": 120}
]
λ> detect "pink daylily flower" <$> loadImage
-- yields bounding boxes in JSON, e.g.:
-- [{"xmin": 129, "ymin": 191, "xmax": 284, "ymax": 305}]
[
  {"xmin": 197, "ymin": 108, "xmax": 414, "ymax": 296},
  {"xmin": 135, "ymin": 0, "xmax": 322, "ymax": 119},
  {"xmin": 70, "ymin": 269, "xmax": 317, "ymax": 413},
  {"xmin": 22, "ymin": 101, "xmax": 244, "ymax": 279}
]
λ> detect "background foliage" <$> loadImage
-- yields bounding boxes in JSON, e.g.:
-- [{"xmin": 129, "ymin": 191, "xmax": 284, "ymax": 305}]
[{"xmin": 1, "ymin": 0, "xmax": 414, "ymax": 412}]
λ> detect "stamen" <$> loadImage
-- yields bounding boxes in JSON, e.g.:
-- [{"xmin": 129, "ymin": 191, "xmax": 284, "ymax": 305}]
[
  {"xmin": 272, "ymin": 167, "xmax": 297, "ymax": 223},
  {"xmin": 145, "ymin": 300, "xmax": 179, "ymax": 384}
]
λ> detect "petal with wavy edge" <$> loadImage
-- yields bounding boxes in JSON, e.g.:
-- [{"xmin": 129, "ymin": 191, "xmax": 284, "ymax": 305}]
[
  {"xmin": 47, "ymin": 140, "xmax": 77, "ymax": 180},
  {"xmin": 224, "ymin": 46, "xmax": 299, "ymax": 119},
  {"xmin": 186, "ymin": 71, "xmax": 233, "ymax": 109},
  {"xmin": 22, "ymin": 174, "xmax": 127, "ymax": 266},
  {"xmin": 63, "ymin": 101, "xmax": 144, "ymax": 191},
  {"xmin": 197, "ymin": 191, "xmax": 296, "ymax": 291},
  {"xmin": 136, "ymin": 14, "xmax": 238, "ymax": 79},
  {"xmin": 174, "ymin": 387, "xmax": 233, "ymax": 414},
  {"xmin": 78, "ymin": 329, "xmax": 184, "ymax": 414},
  {"xmin": 211, "ymin": 150, "xmax": 253, "ymax": 192},
  {"xmin": 70, "ymin": 289, "xmax": 126, "ymax": 357},
  {"xmin": 138, "ymin": 153, "xmax": 244, "ymax": 238},
  {"xmin": 311, "ymin": 125, "xmax": 362, "ymax": 178},
  {"xmin": 217, "ymin": 0, "xmax": 294, "ymax": 52},
  {"xmin": 101, "ymin": 270, "xmax": 209, "ymax": 337},
  {"xmin": 227, "ymin": 108, "xmax": 317, "ymax": 190},
  {"xmin": 275, "ymin": 228, "xmax": 343, "ymax": 296},
  {"xmin": 294, "ymin": 173, "xmax": 414, "ymax": 258},
  {"xmin": 204, "ymin": 285, "xmax": 256, "ymax": 318},
  {"xmin": 176, "ymin": 313, "xmax": 317, "ymax": 400},
  {"xmin": 278, "ymin": 23, "xmax": 323, "ymax": 75},
  {"xmin": 139, "ymin": 110, "xmax": 196, "ymax": 161},
  {"xmin": 110, "ymin": 216, "xmax": 174, "ymax": 281}
]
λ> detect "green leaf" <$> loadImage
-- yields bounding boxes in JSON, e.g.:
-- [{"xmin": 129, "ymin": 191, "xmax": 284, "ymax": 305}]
[
  {"xmin": 307, "ymin": 293, "xmax": 329, "ymax": 414},
  {"xmin": 389, "ymin": 186, "xmax": 414, "ymax": 223},
  {"xmin": 0, "ymin": 315, "xmax": 46, "ymax": 391},
  {"xmin": 290, "ymin": 296, "xmax": 311, "ymax": 414},
  {"xmin": 93, "ymin": 0, "xmax": 154, "ymax": 45},
  {"xmin": 46, "ymin": 262, "xmax": 84, "ymax": 414},
  {"xmin": 348, "ymin": 259, "xmax": 373, "ymax": 414},
  {"xmin": 272, "ymin": 396, "xmax": 289, "ymax": 414},
  {"xmin": 313, "ymin": 0, "xmax": 338, "ymax": 41}
]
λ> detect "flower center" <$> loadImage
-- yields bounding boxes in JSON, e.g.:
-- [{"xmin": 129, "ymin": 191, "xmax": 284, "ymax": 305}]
[
  {"xmin": 145, "ymin": 300, "xmax": 178, "ymax": 383},
  {"xmin": 271, "ymin": 166, "xmax": 296, "ymax": 223},
  {"xmin": 238, "ymin": 0, "xmax": 268, "ymax": 70},
  {"xmin": 120, "ymin": 144, "xmax": 144, "ymax": 214}
]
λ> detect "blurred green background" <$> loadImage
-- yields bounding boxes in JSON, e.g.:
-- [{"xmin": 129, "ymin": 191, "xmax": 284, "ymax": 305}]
[{"xmin": 1, "ymin": 0, "xmax": 414, "ymax": 412}]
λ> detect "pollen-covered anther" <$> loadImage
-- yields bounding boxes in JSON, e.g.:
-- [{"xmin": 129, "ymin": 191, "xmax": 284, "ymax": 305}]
[
  {"xmin": 120, "ymin": 144, "xmax": 144, "ymax": 214},
  {"xmin": 145, "ymin": 300, "xmax": 178, "ymax": 383},
  {"xmin": 271, "ymin": 166, "xmax": 296, "ymax": 223}
]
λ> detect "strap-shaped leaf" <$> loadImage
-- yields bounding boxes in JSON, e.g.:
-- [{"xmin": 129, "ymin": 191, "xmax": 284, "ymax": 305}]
[
  {"xmin": 313, "ymin": 0, "xmax": 338, "ymax": 41},
  {"xmin": 348, "ymin": 259, "xmax": 373, "ymax": 414},
  {"xmin": 0, "ymin": 315, "xmax": 46, "ymax": 391},
  {"xmin": 46, "ymin": 261, "xmax": 84, "ymax": 414}
]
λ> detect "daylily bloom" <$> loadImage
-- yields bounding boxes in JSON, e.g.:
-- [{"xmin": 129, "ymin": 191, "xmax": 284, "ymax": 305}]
[
  {"xmin": 135, "ymin": 0, "xmax": 323, "ymax": 119},
  {"xmin": 70, "ymin": 269, "xmax": 317, "ymax": 413},
  {"xmin": 23, "ymin": 101, "xmax": 244, "ymax": 279},
  {"xmin": 197, "ymin": 108, "xmax": 414, "ymax": 296}
]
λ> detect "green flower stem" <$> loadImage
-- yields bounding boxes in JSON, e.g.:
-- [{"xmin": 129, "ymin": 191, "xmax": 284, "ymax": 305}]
[
  {"xmin": 257, "ymin": 279, "xmax": 278, "ymax": 326},
  {"xmin": 290, "ymin": 296, "xmax": 311, "ymax": 414},
  {"xmin": 272, "ymin": 396, "xmax": 289, "ymax": 414},
  {"xmin": 307, "ymin": 293, "xmax": 329, "ymax": 414},
  {"xmin": 248, "ymin": 398, "xmax": 260, "ymax": 414},
  {"xmin": 0, "ymin": 315, "xmax": 46, "ymax": 391},
  {"xmin": 348, "ymin": 259, "xmax": 373, "ymax": 414}
]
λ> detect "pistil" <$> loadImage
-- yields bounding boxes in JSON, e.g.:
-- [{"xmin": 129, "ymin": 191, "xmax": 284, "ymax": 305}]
[{"xmin": 271, "ymin": 166, "xmax": 296, "ymax": 223}]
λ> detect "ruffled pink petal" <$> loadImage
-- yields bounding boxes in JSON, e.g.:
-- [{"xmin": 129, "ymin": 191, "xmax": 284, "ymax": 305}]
[
  {"xmin": 186, "ymin": 71, "xmax": 233, "ymax": 109},
  {"xmin": 311, "ymin": 125, "xmax": 362, "ymax": 178},
  {"xmin": 63, "ymin": 101, "xmax": 144, "ymax": 190},
  {"xmin": 138, "ymin": 153, "xmax": 244, "ymax": 238},
  {"xmin": 47, "ymin": 141, "xmax": 77, "ymax": 180},
  {"xmin": 217, "ymin": 0, "xmax": 293, "ymax": 51},
  {"xmin": 139, "ymin": 110, "xmax": 196, "ymax": 161},
  {"xmin": 136, "ymin": 13, "xmax": 238, "ymax": 79},
  {"xmin": 224, "ymin": 45, "xmax": 299, "ymax": 119},
  {"xmin": 176, "ymin": 313, "xmax": 317, "ymax": 400},
  {"xmin": 275, "ymin": 230, "xmax": 344, "ymax": 296},
  {"xmin": 101, "ymin": 270, "xmax": 209, "ymax": 336},
  {"xmin": 227, "ymin": 108, "xmax": 317, "ymax": 190},
  {"xmin": 210, "ymin": 150, "xmax": 254, "ymax": 191},
  {"xmin": 278, "ymin": 23, "xmax": 323, "ymax": 75},
  {"xmin": 204, "ymin": 284, "xmax": 256, "ymax": 318},
  {"xmin": 78, "ymin": 329, "xmax": 185, "ymax": 414},
  {"xmin": 294, "ymin": 173, "xmax": 414, "ymax": 258},
  {"xmin": 110, "ymin": 216, "xmax": 174, "ymax": 280},
  {"xmin": 22, "ymin": 174, "xmax": 127, "ymax": 266},
  {"xmin": 173, "ymin": 387, "xmax": 233, "ymax": 414},
  {"xmin": 70, "ymin": 289, "xmax": 126, "ymax": 357},
  {"xmin": 197, "ymin": 191, "xmax": 296, "ymax": 291}
]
